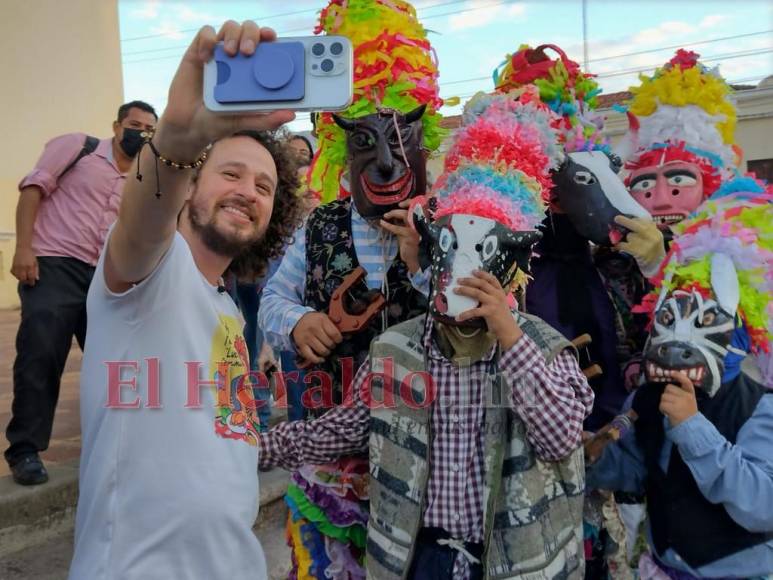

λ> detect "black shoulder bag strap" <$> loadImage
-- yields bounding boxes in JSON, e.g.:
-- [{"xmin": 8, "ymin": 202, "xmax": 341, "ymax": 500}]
[{"xmin": 58, "ymin": 135, "xmax": 100, "ymax": 179}]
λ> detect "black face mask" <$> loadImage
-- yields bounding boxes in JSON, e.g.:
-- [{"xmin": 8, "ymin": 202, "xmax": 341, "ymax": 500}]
[
  {"xmin": 332, "ymin": 105, "xmax": 427, "ymax": 220},
  {"xmin": 119, "ymin": 128, "xmax": 146, "ymax": 158}
]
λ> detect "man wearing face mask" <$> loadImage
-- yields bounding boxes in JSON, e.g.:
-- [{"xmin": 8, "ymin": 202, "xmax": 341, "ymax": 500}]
[
  {"xmin": 259, "ymin": 92, "xmax": 594, "ymax": 580},
  {"xmin": 5, "ymin": 100, "xmax": 157, "ymax": 485}
]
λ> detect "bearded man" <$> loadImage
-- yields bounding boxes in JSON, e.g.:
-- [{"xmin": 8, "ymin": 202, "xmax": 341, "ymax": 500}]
[{"xmin": 68, "ymin": 22, "xmax": 304, "ymax": 580}]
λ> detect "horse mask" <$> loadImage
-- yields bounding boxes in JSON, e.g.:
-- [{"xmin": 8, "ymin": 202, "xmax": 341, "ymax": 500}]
[{"xmin": 551, "ymin": 150, "xmax": 651, "ymax": 245}]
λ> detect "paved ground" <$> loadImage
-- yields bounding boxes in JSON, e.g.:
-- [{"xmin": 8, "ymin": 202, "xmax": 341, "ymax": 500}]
[
  {"xmin": 0, "ymin": 308, "xmax": 82, "ymax": 479},
  {"xmin": 0, "ymin": 512, "xmax": 291, "ymax": 580}
]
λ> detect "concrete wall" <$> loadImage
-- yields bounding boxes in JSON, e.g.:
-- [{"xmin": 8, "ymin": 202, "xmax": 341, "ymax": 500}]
[{"xmin": 0, "ymin": 0, "xmax": 123, "ymax": 308}]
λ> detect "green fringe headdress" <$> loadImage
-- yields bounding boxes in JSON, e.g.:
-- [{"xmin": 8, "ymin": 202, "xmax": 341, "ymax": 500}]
[{"xmin": 308, "ymin": 0, "xmax": 446, "ymax": 203}]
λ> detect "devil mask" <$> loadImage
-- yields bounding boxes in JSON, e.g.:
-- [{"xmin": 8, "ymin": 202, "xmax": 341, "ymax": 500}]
[
  {"xmin": 413, "ymin": 205, "xmax": 541, "ymax": 328},
  {"xmin": 551, "ymin": 150, "xmax": 650, "ymax": 245},
  {"xmin": 627, "ymin": 161, "xmax": 703, "ymax": 228},
  {"xmin": 643, "ymin": 254, "xmax": 745, "ymax": 397},
  {"xmin": 333, "ymin": 105, "xmax": 427, "ymax": 220}
]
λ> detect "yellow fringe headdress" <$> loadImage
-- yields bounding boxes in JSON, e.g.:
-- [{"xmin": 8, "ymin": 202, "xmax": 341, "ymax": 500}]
[
  {"xmin": 308, "ymin": 0, "xmax": 445, "ymax": 203},
  {"xmin": 623, "ymin": 49, "xmax": 740, "ymax": 173}
]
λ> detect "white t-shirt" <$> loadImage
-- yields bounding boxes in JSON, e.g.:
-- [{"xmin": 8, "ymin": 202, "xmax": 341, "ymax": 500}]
[{"xmin": 69, "ymin": 232, "xmax": 267, "ymax": 580}]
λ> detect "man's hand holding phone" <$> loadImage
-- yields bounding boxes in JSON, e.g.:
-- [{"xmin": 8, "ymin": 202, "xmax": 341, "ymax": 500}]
[{"xmin": 154, "ymin": 21, "xmax": 296, "ymax": 162}]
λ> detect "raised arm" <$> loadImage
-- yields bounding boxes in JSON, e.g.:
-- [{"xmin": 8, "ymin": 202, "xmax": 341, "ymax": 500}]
[
  {"xmin": 454, "ymin": 270, "xmax": 594, "ymax": 461},
  {"xmin": 668, "ymin": 394, "xmax": 773, "ymax": 532},
  {"xmin": 105, "ymin": 21, "xmax": 294, "ymax": 292}
]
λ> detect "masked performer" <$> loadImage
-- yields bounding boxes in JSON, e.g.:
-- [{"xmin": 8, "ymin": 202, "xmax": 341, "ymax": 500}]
[
  {"xmin": 257, "ymin": 0, "xmax": 444, "ymax": 576},
  {"xmin": 590, "ymin": 52, "xmax": 749, "ymax": 566},
  {"xmin": 260, "ymin": 89, "xmax": 593, "ymax": 580},
  {"xmin": 587, "ymin": 187, "xmax": 773, "ymax": 579},
  {"xmin": 492, "ymin": 44, "xmax": 656, "ymax": 431},
  {"xmin": 619, "ymin": 49, "xmax": 740, "ymax": 238}
]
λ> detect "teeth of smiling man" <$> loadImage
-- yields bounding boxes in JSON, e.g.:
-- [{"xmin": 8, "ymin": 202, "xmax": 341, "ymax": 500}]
[{"xmin": 222, "ymin": 206, "xmax": 251, "ymax": 221}]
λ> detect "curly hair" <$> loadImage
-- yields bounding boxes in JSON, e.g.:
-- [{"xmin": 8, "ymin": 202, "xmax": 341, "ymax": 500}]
[{"xmin": 194, "ymin": 130, "xmax": 305, "ymax": 282}]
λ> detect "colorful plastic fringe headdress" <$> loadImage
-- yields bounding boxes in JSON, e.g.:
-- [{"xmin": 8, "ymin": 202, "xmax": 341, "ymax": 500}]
[
  {"xmin": 309, "ymin": 0, "xmax": 445, "ymax": 203},
  {"xmin": 639, "ymin": 181, "xmax": 773, "ymax": 384},
  {"xmin": 433, "ymin": 87, "xmax": 562, "ymax": 231},
  {"xmin": 493, "ymin": 43, "xmax": 608, "ymax": 153},
  {"xmin": 621, "ymin": 49, "xmax": 740, "ymax": 198}
]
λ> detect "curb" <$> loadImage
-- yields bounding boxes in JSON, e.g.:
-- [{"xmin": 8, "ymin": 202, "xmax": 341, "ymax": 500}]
[
  {"xmin": 0, "ymin": 461, "xmax": 289, "ymax": 560},
  {"xmin": 0, "ymin": 406, "xmax": 290, "ymax": 559},
  {"xmin": 0, "ymin": 462, "xmax": 79, "ymax": 558}
]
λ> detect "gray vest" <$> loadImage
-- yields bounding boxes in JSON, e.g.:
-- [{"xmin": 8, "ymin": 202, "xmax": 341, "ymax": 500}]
[{"xmin": 365, "ymin": 313, "xmax": 586, "ymax": 579}]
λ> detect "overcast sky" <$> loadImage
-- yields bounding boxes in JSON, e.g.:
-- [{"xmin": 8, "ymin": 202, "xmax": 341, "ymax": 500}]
[{"xmin": 118, "ymin": 0, "xmax": 773, "ymax": 131}]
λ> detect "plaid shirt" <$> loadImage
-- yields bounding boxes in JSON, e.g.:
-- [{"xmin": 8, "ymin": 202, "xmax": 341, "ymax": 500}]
[{"xmin": 259, "ymin": 322, "xmax": 593, "ymax": 579}]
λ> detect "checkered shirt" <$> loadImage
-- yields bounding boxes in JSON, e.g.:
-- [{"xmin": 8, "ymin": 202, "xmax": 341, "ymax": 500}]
[{"xmin": 259, "ymin": 322, "xmax": 593, "ymax": 579}]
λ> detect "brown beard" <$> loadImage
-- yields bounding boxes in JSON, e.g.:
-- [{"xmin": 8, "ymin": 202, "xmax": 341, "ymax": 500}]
[{"xmin": 187, "ymin": 197, "xmax": 262, "ymax": 258}]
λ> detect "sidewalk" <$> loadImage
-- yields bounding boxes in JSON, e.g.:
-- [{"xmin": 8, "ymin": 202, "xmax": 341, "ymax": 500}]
[{"xmin": 0, "ymin": 308, "xmax": 82, "ymax": 479}]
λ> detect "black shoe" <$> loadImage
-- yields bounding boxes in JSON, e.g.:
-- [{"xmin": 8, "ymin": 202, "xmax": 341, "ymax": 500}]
[{"xmin": 10, "ymin": 454, "xmax": 49, "ymax": 486}]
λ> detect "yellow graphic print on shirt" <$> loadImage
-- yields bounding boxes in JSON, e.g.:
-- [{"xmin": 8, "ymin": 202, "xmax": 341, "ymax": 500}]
[{"xmin": 210, "ymin": 313, "xmax": 261, "ymax": 446}]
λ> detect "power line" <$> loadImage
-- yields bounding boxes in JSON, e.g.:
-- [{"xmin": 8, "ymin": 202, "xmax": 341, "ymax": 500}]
[
  {"xmin": 124, "ymin": 23, "xmax": 772, "ymax": 76},
  {"xmin": 436, "ymin": 46, "xmax": 773, "ymax": 91},
  {"xmin": 595, "ymin": 48, "xmax": 773, "ymax": 79},
  {"xmin": 121, "ymin": 0, "xmax": 474, "ymax": 45},
  {"xmin": 589, "ymin": 30, "xmax": 773, "ymax": 63},
  {"xmin": 122, "ymin": 0, "xmax": 518, "ymax": 63},
  {"xmin": 439, "ymin": 32, "xmax": 773, "ymax": 87}
]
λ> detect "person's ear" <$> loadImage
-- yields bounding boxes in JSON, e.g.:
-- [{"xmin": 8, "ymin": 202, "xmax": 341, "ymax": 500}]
[{"xmin": 184, "ymin": 175, "xmax": 198, "ymax": 202}]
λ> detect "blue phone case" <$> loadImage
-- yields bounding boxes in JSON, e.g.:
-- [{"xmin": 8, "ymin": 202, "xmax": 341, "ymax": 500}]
[{"xmin": 214, "ymin": 42, "xmax": 305, "ymax": 104}]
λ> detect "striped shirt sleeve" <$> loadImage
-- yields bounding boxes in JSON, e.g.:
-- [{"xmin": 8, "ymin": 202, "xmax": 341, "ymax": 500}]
[
  {"xmin": 257, "ymin": 222, "xmax": 315, "ymax": 352},
  {"xmin": 500, "ymin": 335, "xmax": 594, "ymax": 461}
]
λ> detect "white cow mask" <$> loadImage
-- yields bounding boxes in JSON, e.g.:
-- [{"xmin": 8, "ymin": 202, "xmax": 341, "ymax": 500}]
[{"xmin": 413, "ymin": 208, "xmax": 541, "ymax": 328}]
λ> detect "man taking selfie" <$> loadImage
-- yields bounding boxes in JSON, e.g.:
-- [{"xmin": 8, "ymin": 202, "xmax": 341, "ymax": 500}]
[{"xmin": 68, "ymin": 21, "xmax": 303, "ymax": 580}]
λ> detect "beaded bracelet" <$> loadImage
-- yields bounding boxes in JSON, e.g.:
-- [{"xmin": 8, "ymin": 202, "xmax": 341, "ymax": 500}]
[{"xmin": 136, "ymin": 131, "xmax": 211, "ymax": 198}]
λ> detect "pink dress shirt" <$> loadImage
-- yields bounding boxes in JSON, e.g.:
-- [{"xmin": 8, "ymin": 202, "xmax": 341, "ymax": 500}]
[{"xmin": 19, "ymin": 132, "xmax": 126, "ymax": 266}]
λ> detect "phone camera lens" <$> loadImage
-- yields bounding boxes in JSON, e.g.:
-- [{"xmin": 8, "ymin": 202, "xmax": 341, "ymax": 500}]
[
  {"xmin": 311, "ymin": 43, "xmax": 325, "ymax": 56},
  {"xmin": 330, "ymin": 42, "xmax": 343, "ymax": 55},
  {"xmin": 321, "ymin": 59, "xmax": 334, "ymax": 72}
]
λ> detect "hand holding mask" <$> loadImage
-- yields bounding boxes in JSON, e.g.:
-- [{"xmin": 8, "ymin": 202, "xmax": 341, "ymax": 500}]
[
  {"xmin": 454, "ymin": 270, "xmax": 524, "ymax": 350},
  {"xmin": 380, "ymin": 200, "xmax": 421, "ymax": 274},
  {"xmin": 658, "ymin": 371, "xmax": 698, "ymax": 427},
  {"xmin": 613, "ymin": 215, "xmax": 666, "ymax": 277}
]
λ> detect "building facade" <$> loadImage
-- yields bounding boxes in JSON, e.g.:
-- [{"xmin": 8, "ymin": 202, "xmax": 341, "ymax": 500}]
[{"xmin": 0, "ymin": 0, "xmax": 124, "ymax": 308}]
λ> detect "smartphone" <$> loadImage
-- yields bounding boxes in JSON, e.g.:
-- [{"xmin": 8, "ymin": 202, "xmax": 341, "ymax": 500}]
[{"xmin": 203, "ymin": 36, "xmax": 353, "ymax": 113}]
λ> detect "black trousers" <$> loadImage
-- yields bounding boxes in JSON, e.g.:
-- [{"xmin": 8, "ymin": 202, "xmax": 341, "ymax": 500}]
[
  {"xmin": 407, "ymin": 528, "xmax": 484, "ymax": 580},
  {"xmin": 5, "ymin": 257, "xmax": 94, "ymax": 465}
]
